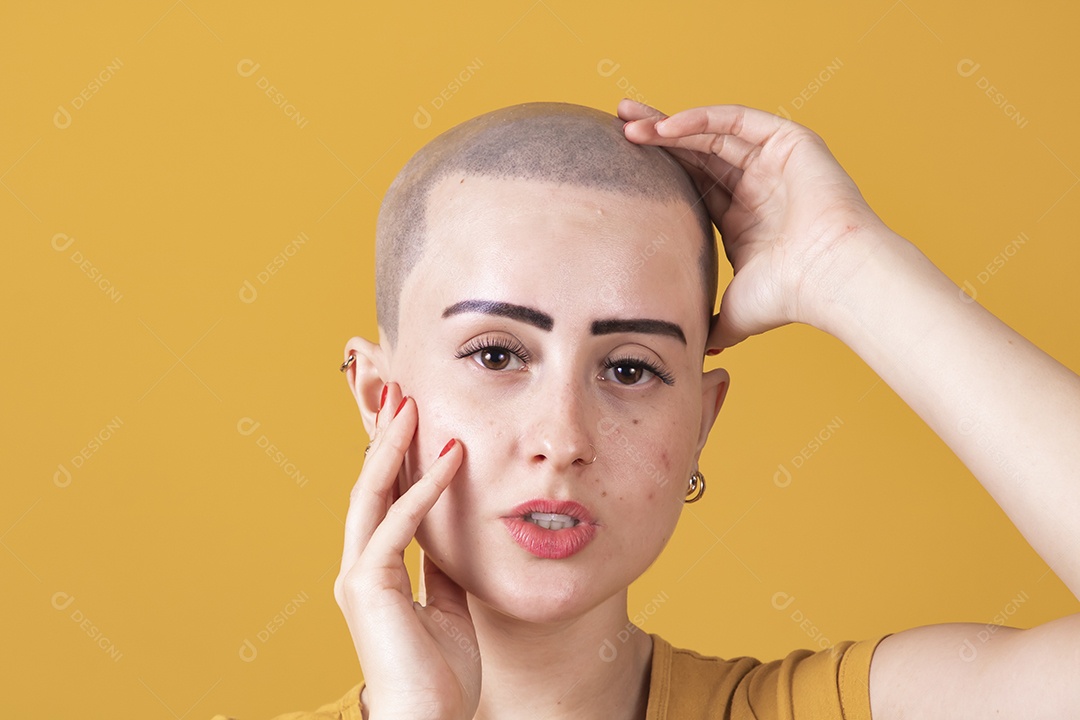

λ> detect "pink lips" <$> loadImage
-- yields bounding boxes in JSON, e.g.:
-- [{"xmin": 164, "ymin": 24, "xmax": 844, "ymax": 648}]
[{"xmin": 502, "ymin": 499, "xmax": 598, "ymax": 559}]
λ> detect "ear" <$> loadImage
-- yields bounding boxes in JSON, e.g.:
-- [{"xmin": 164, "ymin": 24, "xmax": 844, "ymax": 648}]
[
  {"xmin": 695, "ymin": 367, "xmax": 730, "ymax": 456},
  {"xmin": 342, "ymin": 336, "xmax": 388, "ymax": 438}
]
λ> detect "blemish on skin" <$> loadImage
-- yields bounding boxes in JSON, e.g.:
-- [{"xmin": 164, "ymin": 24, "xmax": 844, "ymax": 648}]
[
  {"xmin": 632, "ymin": 419, "xmax": 640, "ymax": 425},
  {"xmin": 647, "ymin": 492, "xmax": 654, "ymax": 501},
  {"xmin": 601, "ymin": 491, "xmax": 607, "ymax": 497}
]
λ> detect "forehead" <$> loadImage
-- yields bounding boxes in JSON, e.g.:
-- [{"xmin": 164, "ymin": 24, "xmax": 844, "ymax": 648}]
[{"xmin": 399, "ymin": 174, "xmax": 707, "ymax": 341}]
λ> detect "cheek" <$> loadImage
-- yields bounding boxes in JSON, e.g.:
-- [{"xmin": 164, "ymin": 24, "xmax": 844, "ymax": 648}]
[
  {"xmin": 411, "ymin": 387, "xmax": 509, "ymax": 466},
  {"xmin": 596, "ymin": 408, "xmax": 697, "ymax": 501}
]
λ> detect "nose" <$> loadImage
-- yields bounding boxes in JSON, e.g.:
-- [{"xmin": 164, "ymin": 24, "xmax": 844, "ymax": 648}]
[{"xmin": 522, "ymin": 377, "xmax": 595, "ymax": 470}]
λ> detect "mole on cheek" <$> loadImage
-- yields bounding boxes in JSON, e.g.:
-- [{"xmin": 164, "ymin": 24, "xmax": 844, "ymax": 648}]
[
  {"xmin": 601, "ymin": 491, "xmax": 607, "ymax": 497},
  {"xmin": 632, "ymin": 418, "xmax": 639, "ymax": 425}
]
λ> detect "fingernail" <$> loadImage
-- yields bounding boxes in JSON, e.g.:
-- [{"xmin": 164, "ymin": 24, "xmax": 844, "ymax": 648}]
[
  {"xmin": 379, "ymin": 384, "xmax": 388, "ymax": 411},
  {"xmin": 439, "ymin": 439, "xmax": 456, "ymax": 457},
  {"xmin": 394, "ymin": 397, "xmax": 408, "ymax": 418},
  {"xmin": 706, "ymin": 348, "xmax": 722, "ymax": 356}
]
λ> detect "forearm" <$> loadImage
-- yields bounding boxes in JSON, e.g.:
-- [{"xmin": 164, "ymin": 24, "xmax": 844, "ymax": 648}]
[{"xmin": 817, "ymin": 230, "xmax": 1080, "ymax": 599}]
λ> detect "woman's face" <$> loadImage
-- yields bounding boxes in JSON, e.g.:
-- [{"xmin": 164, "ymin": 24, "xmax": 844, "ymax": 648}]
[{"xmin": 387, "ymin": 175, "xmax": 727, "ymax": 624}]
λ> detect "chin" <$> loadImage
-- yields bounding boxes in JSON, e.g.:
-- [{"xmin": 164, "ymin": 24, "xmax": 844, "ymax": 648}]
[
  {"xmin": 492, "ymin": 568, "xmax": 615, "ymax": 624},
  {"xmin": 419, "ymin": 533, "xmax": 627, "ymax": 625}
]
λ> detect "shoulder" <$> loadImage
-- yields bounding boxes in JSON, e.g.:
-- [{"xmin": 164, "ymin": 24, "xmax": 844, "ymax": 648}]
[{"xmin": 648, "ymin": 633, "xmax": 891, "ymax": 720}]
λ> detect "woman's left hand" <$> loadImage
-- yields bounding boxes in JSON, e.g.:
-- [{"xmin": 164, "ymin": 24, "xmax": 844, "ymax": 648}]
[{"xmin": 619, "ymin": 99, "xmax": 899, "ymax": 351}]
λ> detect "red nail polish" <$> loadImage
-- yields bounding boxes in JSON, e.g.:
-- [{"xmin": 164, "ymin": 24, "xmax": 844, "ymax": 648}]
[
  {"xmin": 394, "ymin": 397, "xmax": 408, "ymax": 418},
  {"xmin": 439, "ymin": 439, "xmax": 456, "ymax": 457},
  {"xmin": 379, "ymin": 384, "xmax": 388, "ymax": 411},
  {"xmin": 706, "ymin": 348, "xmax": 721, "ymax": 356}
]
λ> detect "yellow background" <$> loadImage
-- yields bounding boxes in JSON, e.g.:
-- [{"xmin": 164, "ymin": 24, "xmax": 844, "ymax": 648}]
[{"xmin": 3, "ymin": 2, "xmax": 1079, "ymax": 716}]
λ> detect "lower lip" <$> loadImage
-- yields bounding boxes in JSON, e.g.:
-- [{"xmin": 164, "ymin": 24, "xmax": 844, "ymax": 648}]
[{"xmin": 502, "ymin": 518, "xmax": 597, "ymax": 559}]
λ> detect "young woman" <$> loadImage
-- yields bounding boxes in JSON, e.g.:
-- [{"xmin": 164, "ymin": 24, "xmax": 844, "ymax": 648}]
[{"xmin": 297, "ymin": 100, "xmax": 1078, "ymax": 719}]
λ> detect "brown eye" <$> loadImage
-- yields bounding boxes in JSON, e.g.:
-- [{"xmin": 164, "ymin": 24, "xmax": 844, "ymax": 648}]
[
  {"xmin": 468, "ymin": 345, "xmax": 526, "ymax": 372},
  {"xmin": 612, "ymin": 365, "xmax": 642, "ymax": 385},
  {"xmin": 480, "ymin": 348, "xmax": 510, "ymax": 370},
  {"xmin": 600, "ymin": 356, "xmax": 673, "ymax": 386}
]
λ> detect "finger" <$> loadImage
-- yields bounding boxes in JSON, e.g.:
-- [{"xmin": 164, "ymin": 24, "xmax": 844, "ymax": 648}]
[
  {"xmin": 657, "ymin": 104, "xmax": 789, "ymax": 147},
  {"xmin": 625, "ymin": 117, "xmax": 747, "ymax": 181},
  {"xmin": 376, "ymin": 382, "xmax": 406, "ymax": 507},
  {"xmin": 626, "ymin": 118, "xmax": 743, "ymax": 194},
  {"xmin": 616, "ymin": 98, "xmax": 666, "ymax": 122},
  {"xmin": 340, "ymin": 393, "xmax": 417, "ymax": 570},
  {"xmin": 418, "ymin": 547, "xmax": 429, "ymax": 605},
  {"xmin": 367, "ymin": 381, "xmax": 400, "ymax": 455},
  {"xmin": 645, "ymin": 125, "xmax": 763, "ymax": 173},
  {"xmin": 362, "ymin": 439, "xmax": 463, "ymax": 570},
  {"xmin": 666, "ymin": 145, "xmax": 742, "ymax": 197},
  {"xmin": 420, "ymin": 548, "xmax": 470, "ymax": 618}
]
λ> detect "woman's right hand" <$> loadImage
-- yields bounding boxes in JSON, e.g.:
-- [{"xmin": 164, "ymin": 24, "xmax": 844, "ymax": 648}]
[{"xmin": 334, "ymin": 382, "xmax": 481, "ymax": 720}]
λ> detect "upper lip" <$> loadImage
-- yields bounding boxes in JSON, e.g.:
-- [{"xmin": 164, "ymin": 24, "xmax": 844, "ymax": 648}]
[{"xmin": 507, "ymin": 498, "xmax": 596, "ymax": 524}]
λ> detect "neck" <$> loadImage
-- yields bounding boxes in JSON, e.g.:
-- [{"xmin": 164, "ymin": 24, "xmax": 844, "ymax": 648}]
[{"xmin": 468, "ymin": 590, "xmax": 654, "ymax": 720}]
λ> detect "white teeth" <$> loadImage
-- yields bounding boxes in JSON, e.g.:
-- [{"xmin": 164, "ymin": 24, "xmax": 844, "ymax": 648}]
[{"xmin": 525, "ymin": 512, "xmax": 579, "ymax": 530}]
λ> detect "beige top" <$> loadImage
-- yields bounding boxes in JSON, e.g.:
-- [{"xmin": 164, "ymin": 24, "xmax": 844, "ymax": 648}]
[{"xmin": 217, "ymin": 632, "xmax": 891, "ymax": 719}]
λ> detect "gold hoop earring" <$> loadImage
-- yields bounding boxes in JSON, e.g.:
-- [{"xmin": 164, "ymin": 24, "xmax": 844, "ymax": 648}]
[
  {"xmin": 340, "ymin": 353, "xmax": 356, "ymax": 372},
  {"xmin": 685, "ymin": 471, "xmax": 706, "ymax": 503}
]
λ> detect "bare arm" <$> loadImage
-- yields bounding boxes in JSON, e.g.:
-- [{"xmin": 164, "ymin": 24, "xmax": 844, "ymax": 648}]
[{"xmin": 823, "ymin": 228, "xmax": 1080, "ymax": 602}]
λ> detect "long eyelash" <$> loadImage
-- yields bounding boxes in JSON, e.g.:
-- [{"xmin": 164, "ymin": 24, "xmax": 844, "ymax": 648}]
[
  {"xmin": 455, "ymin": 334, "xmax": 532, "ymax": 364},
  {"xmin": 604, "ymin": 355, "xmax": 676, "ymax": 386}
]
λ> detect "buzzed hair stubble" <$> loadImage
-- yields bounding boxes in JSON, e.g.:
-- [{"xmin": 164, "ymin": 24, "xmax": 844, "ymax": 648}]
[{"xmin": 375, "ymin": 102, "xmax": 717, "ymax": 346}]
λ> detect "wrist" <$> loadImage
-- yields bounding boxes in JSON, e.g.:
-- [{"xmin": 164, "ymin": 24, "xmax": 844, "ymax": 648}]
[{"xmin": 798, "ymin": 226, "xmax": 929, "ymax": 341}]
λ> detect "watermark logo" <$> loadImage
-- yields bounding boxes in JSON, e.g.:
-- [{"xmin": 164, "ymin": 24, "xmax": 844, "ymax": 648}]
[
  {"xmin": 957, "ymin": 59, "xmax": 1029, "ymax": 129},
  {"xmin": 596, "ymin": 417, "xmax": 669, "ymax": 487},
  {"xmin": 774, "ymin": 416, "xmax": 844, "ymax": 487},
  {"xmin": 958, "ymin": 232, "xmax": 1028, "ymax": 303},
  {"xmin": 597, "ymin": 232, "xmax": 669, "ymax": 304},
  {"xmin": 429, "ymin": 607, "xmax": 481, "ymax": 662},
  {"xmin": 54, "ymin": 58, "xmax": 123, "ymax": 129},
  {"xmin": 239, "ymin": 591, "xmax": 310, "ymax": 662},
  {"xmin": 54, "ymin": 416, "xmax": 124, "ymax": 488},
  {"xmin": 599, "ymin": 591, "xmax": 669, "ymax": 661},
  {"xmin": 955, "ymin": 416, "xmax": 1026, "ymax": 488},
  {"xmin": 237, "ymin": 417, "xmax": 308, "ymax": 487},
  {"xmin": 597, "ymin": 59, "xmax": 649, "ymax": 105},
  {"xmin": 958, "ymin": 590, "xmax": 1029, "ymax": 662},
  {"xmin": 771, "ymin": 591, "xmax": 840, "ymax": 655},
  {"xmin": 237, "ymin": 59, "xmax": 310, "ymax": 129},
  {"xmin": 51, "ymin": 591, "xmax": 123, "ymax": 661},
  {"xmin": 413, "ymin": 58, "xmax": 484, "ymax": 129},
  {"xmin": 776, "ymin": 58, "xmax": 843, "ymax": 120},
  {"xmin": 238, "ymin": 231, "xmax": 309, "ymax": 303},
  {"xmin": 51, "ymin": 233, "xmax": 123, "ymax": 303}
]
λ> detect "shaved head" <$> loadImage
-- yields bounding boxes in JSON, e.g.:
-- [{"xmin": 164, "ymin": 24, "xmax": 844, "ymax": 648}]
[{"xmin": 375, "ymin": 102, "xmax": 717, "ymax": 347}]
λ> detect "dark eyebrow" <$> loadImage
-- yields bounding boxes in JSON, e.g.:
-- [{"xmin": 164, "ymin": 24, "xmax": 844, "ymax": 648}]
[
  {"xmin": 591, "ymin": 318, "xmax": 687, "ymax": 344},
  {"xmin": 442, "ymin": 299, "xmax": 554, "ymax": 331}
]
